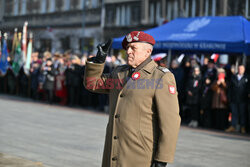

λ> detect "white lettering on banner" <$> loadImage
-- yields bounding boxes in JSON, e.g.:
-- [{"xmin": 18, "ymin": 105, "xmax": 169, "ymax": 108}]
[
  {"xmin": 154, "ymin": 42, "xmax": 226, "ymax": 50},
  {"xmin": 168, "ymin": 33, "xmax": 196, "ymax": 40},
  {"xmin": 184, "ymin": 18, "xmax": 211, "ymax": 32},
  {"xmin": 199, "ymin": 43, "xmax": 226, "ymax": 50}
]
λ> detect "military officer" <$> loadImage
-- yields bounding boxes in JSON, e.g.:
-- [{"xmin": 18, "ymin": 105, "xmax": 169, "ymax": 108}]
[{"xmin": 84, "ymin": 31, "xmax": 181, "ymax": 167}]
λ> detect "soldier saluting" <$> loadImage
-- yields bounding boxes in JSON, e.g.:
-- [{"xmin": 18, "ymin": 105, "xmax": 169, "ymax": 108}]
[{"xmin": 84, "ymin": 31, "xmax": 181, "ymax": 167}]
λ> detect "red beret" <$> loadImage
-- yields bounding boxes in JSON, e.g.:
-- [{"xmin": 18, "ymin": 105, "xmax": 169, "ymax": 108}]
[{"xmin": 122, "ymin": 31, "xmax": 155, "ymax": 49}]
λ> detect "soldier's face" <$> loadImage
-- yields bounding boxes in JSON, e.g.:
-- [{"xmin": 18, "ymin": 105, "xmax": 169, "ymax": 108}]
[{"xmin": 126, "ymin": 42, "xmax": 152, "ymax": 68}]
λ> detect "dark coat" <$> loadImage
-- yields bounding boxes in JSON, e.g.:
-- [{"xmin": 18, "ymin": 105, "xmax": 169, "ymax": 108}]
[
  {"xmin": 228, "ymin": 74, "xmax": 248, "ymax": 103},
  {"xmin": 170, "ymin": 67, "xmax": 184, "ymax": 94},
  {"xmin": 203, "ymin": 68, "xmax": 217, "ymax": 84},
  {"xmin": 200, "ymin": 82, "xmax": 213, "ymax": 110},
  {"xmin": 185, "ymin": 75, "xmax": 202, "ymax": 105},
  {"xmin": 65, "ymin": 64, "xmax": 83, "ymax": 87},
  {"xmin": 43, "ymin": 65, "xmax": 56, "ymax": 90},
  {"xmin": 31, "ymin": 67, "xmax": 40, "ymax": 90}
]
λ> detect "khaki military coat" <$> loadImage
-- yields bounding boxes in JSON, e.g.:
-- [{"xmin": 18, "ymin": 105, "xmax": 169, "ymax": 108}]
[{"xmin": 84, "ymin": 59, "xmax": 181, "ymax": 167}]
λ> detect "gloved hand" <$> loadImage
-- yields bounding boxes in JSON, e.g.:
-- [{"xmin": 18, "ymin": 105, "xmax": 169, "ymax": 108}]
[
  {"xmin": 151, "ymin": 160, "xmax": 167, "ymax": 167},
  {"xmin": 88, "ymin": 39, "xmax": 113, "ymax": 63}
]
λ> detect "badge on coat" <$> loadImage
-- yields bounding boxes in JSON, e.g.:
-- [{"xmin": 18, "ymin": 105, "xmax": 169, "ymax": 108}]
[
  {"xmin": 132, "ymin": 72, "xmax": 140, "ymax": 80},
  {"xmin": 169, "ymin": 85, "xmax": 176, "ymax": 94}
]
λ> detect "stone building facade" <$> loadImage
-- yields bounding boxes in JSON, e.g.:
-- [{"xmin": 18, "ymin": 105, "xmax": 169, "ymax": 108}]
[
  {"xmin": 0, "ymin": 0, "xmax": 103, "ymax": 54},
  {"xmin": 103, "ymin": 0, "xmax": 250, "ymax": 39},
  {"xmin": 0, "ymin": 0, "xmax": 249, "ymax": 53}
]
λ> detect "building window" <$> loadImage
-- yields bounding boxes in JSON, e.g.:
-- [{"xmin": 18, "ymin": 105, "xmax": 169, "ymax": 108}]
[
  {"xmin": 228, "ymin": 0, "xmax": 246, "ymax": 16},
  {"xmin": 115, "ymin": 6, "xmax": 121, "ymax": 26},
  {"xmin": 121, "ymin": 5, "xmax": 126, "ymax": 26},
  {"xmin": 47, "ymin": 0, "xmax": 56, "ymax": 13},
  {"xmin": 149, "ymin": 2, "xmax": 155, "ymax": 24},
  {"xmin": 185, "ymin": 0, "xmax": 198, "ymax": 17},
  {"xmin": 246, "ymin": 0, "xmax": 250, "ymax": 18},
  {"xmin": 105, "ymin": 2, "xmax": 140, "ymax": 27},
  {"xmin": 60, "ymin": 36, "xmax": 70, "ymax": 51},
  {"xmin": 131, "ymin": 4, "xmax": 140, "ymax": 25},
  {"xmin": 5, "ymin": 0, "xmax": 14, "ymax": 16},
  {"xmin": 84, "ymin": 0, "xmax": 101, "ymax": 9},
  {"xmin": 126, "ymin": 5, "xmax": 131, "ymax": 25},
  {"xmin": 204, "ymin": 0, "xmax": 217, "ymax": 16},
  {"xmin": 55, "ymin": 0, "xmax": 64, "ymax": 11},
  {"xmin": 106, "ymin": 5, "xmax": 116, "ymax": 26},
  {"xmin": 27, "ymin": 0, "xmax": 40, "ymax": 14},
  {"xmin": 92, "ymin": 0, "xmax": 98, "ymax": 8},
  {"xmin": 85, "ymin": 0, "xmax": 92, "ymax": 9},
  {"xmin": 79, "ymin": 38, "xmax": 94, "ymax": 53},
  {"xmin": 56, "ymin": 0, "xmax": 64, "ymax": 11},
  {"xmin": 40, "ymin": 39, "xmax": 52, "ymax": 52},
  {"xmin": 71, "ymin": 0, "xmax": 80, "ymax": 10},
  {"xmin": 46, "ymin": 0, "xmax": 50, "ymax": 12}
]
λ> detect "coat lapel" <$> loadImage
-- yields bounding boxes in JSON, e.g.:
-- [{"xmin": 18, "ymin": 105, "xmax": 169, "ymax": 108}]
[
  {"xmin": 117, "ymin": 66, "xmax": 130, "ymax": 88},
  {"xmin": 120, "ymin": 60, "xmax": 157, "ymax": 93},
  {"xmin": 138, "ymin": 60, "xmax": 157, "ymax": 79}
]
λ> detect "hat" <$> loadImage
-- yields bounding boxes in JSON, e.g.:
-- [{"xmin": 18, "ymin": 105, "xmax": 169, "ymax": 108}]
[
  {"xmin": 122, "ymin": 31, "xmax": 155, "ymax": 49},
  {"xmin": 54, "ymin": 52, "xmax": 62, "ymax": 57},
  {"xmin": 46, "ymin": 58, "xmax": 52, "ymax": 61},
  {"xmin": 70, "ymin": 55, "xmax": 80, "ymax": 61},
  {"xmin": 217, "ymin": 68, "xmax": 225, "ymax": 73}
]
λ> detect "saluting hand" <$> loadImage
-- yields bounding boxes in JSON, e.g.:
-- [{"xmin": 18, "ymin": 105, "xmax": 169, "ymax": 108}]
[{"xmin": 89, "ymin": 39, "xmax": 113, "ymax": 63}]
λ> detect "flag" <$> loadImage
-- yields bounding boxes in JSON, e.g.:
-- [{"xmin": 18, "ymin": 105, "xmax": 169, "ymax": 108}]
[
  {"xmin": 22, "ymin": 21, "xmax": 28, "ymax": 62},
  {"xmin": 24, "ymin": 32, "xmax": 32, "ymax": 75},
  {"xmin": 11, "ymin": 28, "xmax": 18, "ymax": 59},
  {"xmin": 151, "ymin": 53, "xmax": 167, "ymax": 61},
  {"xmin": 211, "ymin": 53, "xmax": 220, "ymax": 63},
  {"xmin": 0, "ymin": 33, "xmax": 9, "ymax": 75},
  {"xmin": 12, "ymin": 32, "xmax": 23, "ymax": 76}
]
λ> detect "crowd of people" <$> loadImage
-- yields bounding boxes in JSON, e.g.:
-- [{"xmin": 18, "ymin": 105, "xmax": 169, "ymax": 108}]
[
  {"xmin": 0, "ymin": 51, "xmax": 125, "ymax": 112},
  {"xmin": 169, "ymin": 56, "xmax": 249, "ymax": 134},
  {"xmin": 0, "ymin": 51, "xmax": 249, "ymax": 133}
]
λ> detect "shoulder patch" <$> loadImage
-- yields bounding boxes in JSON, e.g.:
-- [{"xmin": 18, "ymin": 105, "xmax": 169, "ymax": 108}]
[{"xmin": 157, "ymin": 66, "xmax": 170, "ymax": 73}]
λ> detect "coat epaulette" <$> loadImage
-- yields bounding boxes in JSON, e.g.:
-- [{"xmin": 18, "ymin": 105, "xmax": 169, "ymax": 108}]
[{"xmin": 157, "ymin": 66, "xmax": 170, "ymax": 73}]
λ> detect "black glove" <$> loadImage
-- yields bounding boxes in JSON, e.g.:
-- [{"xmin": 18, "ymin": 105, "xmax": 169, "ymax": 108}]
[
  {"xmin": 151, "ymin": 160, "xmax": 167, "ymax": 167},
  {"xmin": 88, "ymin": 39, "xmax": 113, "ymax": 63}
]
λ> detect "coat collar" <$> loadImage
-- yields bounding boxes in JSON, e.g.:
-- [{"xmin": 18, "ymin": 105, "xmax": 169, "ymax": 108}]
[
  {"xmin": 140, "ymin": 59, "xmax": 157, "ymax": 74},
  {"xmin": 117, "ymin": 57, "xmax": 157, "ymax": 80},
  {"xmin": 134, "ymin": 56, "xmax": 152, "ymax": 72}
]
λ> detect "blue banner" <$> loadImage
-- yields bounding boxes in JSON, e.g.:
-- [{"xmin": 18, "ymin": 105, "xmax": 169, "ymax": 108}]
[
  {"xmin": 0, "ymin": 39, "xmax": 9, "ymax": 75},
  {"xmin": 112, "ymin": 16, "xmax": 250, "ymax": 55}
]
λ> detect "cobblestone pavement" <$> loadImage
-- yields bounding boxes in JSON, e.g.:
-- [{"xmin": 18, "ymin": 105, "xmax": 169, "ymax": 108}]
[{"xmin": 0, "ymin": 95, "xmax": 249, "ymax": 167}]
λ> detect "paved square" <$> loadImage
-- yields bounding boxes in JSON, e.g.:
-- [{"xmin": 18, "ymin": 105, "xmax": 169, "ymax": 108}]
[{"xmin": 0, "ymin": 95, "xmax": 249, "ymax": 167}]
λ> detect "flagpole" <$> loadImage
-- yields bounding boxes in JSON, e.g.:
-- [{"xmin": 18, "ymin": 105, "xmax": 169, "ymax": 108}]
[
  {"xmin": 25, "ymin": 32, "xmax": 32, "ymax": 70},
  {"xmin": 24, "ymin": 32, "xmax": 32, "ymax": 76},
  {"xmin": 22, "ymin": 21, "xmax": 28, "ymax": 62},
  {"xmin": 11, "ymin": 28, "xmax": 18, "ymax": 60}
]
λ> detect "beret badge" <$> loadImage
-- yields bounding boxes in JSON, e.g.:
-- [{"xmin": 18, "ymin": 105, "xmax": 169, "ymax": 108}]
[
  {"xmin": 126, "ymin": 34, "xmax": 132, "ymax": 42},
  {"xmin": 133, "ymin": 32, "xmax": 140, "ymax": 41}
]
